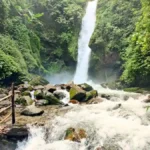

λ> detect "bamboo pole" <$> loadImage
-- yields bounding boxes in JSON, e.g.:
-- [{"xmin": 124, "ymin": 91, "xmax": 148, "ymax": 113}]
[{"xmin": 11, "ymin": 83, "xmax": 15, "ymax": 124}]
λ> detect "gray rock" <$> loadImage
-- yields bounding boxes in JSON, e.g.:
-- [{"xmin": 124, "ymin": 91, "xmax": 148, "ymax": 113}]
[
  {"xmin": 21, "ymin": 105, "xmax": 44, "ymax": 116},
  {"xmin": 36, "ymin": 99, "xmax": 49, "ymax": 106},
  {"xmin": 45, "ymin": 84, "xmax": 56, "ymax": 93},
  {"xmin": 54, "ymin": 90, "xmax": 66, "ymax": 99}
]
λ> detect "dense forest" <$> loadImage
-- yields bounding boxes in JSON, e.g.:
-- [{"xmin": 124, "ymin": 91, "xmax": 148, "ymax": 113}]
[{"xmin": 0, "ymin": 0, "xmax": 150, "ymax": 87}]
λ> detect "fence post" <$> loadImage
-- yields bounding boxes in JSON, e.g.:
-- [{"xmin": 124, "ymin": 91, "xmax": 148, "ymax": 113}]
[{"xmin": 11, "ymin": 83, "xmax": 15, "ymax": 124}]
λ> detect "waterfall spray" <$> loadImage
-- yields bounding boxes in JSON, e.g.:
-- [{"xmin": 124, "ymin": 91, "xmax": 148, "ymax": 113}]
[{"xmin": 74, "ymin": 0, "xmax": 98, "ymax": 84}]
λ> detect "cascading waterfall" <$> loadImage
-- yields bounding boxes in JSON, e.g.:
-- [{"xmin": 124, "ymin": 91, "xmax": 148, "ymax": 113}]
[{"xmin": 74, "ymin": 0, "xmax": 98, "ymax": 84}]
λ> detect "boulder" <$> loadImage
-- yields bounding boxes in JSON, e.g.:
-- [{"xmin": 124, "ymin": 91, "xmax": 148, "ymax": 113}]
[
  {"xmin": 112, "ymin": 103, "xmax": 122, "ymax": 110},
  {"xmin": 143, "ymin": 95, "xmax": 150, "ymax": 103},
  {"xmin": 15, "ymin": 97, "xmax": 27, "ymax": 106},
  {"xmin": 21, "ymin": 105, "xmax": 44, "ymax": 116},
  {"xmin": 101, "ymin": 94, "xmax": 111, "ymax": 100},
  {"xmin": 53, "ymin": 90, "xmax": 66, "ymax": 99},
  {"xmin": 21, "ymin": 91, "xmax": 30, "ymax": 96},
  {"xmin": 34, "ymin": 90, "xmax": 44, "ymax": 100},
  {"xmin": 64, "ymin": 128, "xmax": 87, "ymax": 142},
  {"xmin": 70, "ymin": 85, "xmax": 86, "ymax": 102},
  {"xmin": 78, "ymin": 83, "xmax": 93, "ymax": 91},
  {"xmin": 87, "ymin": 97, "xmax": 103, "ymax": 104},
  {"xmin": 45, "ymin": 84, "xmax": 56, "ymax": 93},
  {"xmin": 85, "ymin": 90, "xmax": 98, "ymax": 102},
  {"xmin": 45, "ymin": 93, "xmax": 62, "ymax": 105}
]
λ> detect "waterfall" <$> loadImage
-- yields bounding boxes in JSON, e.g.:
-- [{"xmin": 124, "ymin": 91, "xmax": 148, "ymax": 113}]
[{"xmin": 74, "ymin": 0, "xmax": 98, "ymax": 84}]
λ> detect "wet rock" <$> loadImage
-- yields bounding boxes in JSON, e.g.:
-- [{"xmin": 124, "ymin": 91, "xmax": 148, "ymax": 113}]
[
  {"xmin": 21, "ymin": 105, "xmax": 44, "ymax": 116},
  {"xmin": 34, "ymin": 90, "xmax": 45, "ymax": 100},
  {"xmin": 64, "ymin": 128, "xmax": 87, "ymax": 142},
  {"xmin": 45, "ymin": 93, "xmax": 62, "ymax": 105},
  {"xmin": 85, "ymin": 90, "xmax": 98, "ymax": 101},
  {"xmin": 78, "ymin": 83, "xmax": 93, "ymax": 91},
  {"xmin": 70, "ymin": 85, "xmax": 86, "ymax": 102},
  {"xmin": 101, "ymin": 94, "xmax": 111, "ymax": 100},
  {"xmin": 45, "ymin": 84, "xmax": 56, "ymax": 93},
  {"xmin": 21, "ymin": 91, "xmax": 30, "ymax": 96},
  {"xmin": 54, "ymin": 90, "xmax": 66, "ymax": 99},
  {"xmin": 15, "ymin": 96, "xmax": 28, "ymax": 106},
  {"xmin": 87, "ymin": 97, "xmax": 103, "ymax": 104},
  {"xmin": 3, "ymin": 126, "xmax": 28, "ymax": 141},
  {"xmin": 112, "ymin": 103, "xmax": 122, "ymax": 110},
  {"xmin": 69, "ymin": 100, "xmax": 80, "ymax": 104}
]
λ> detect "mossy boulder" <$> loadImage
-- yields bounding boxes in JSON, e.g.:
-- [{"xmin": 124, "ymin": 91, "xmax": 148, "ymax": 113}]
[
  {"xmin": 70, "ymin": 85, "xmax": 86, "ymax": 102},
  {"xmin": 34, "ymin": 90, "xmax": 45, "ymax": 100},
  {"xmin": 78, "ymin": 83, "xmax": 93, "ymax": 91},
  {"xmin": 29, "ymin": 76, "xmax": 49, "ymax": 86},
  {"xmin": 22, "ymin": 91, "xmax": 30, "ymax": 96},
  {"xmin": 15, "ymin": 97, "xmax": 27, "ymax": 106},
  {"xmin": 85, "ymin": 90, "xmax": 98, "ymax": 102},
  {"xmin": 45, "ymin": 93, "xmax": 62, "ymax": 105},
  {"xmin": 64, "ymin": 128, "xmax": 87, "ymax": 142}
]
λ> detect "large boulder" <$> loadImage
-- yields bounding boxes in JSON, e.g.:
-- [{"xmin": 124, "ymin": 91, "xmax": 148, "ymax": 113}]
[
  {"xmin": 78, "ymin": 83, "xmax": 93, "ymax": 91},
  {"xmin": 69, "ymin": 85, "xmax": 86, "ymax": 102},
  {"xmin": 45, "ymin": 93, "xmax": 62, "ymax": 105},
  {"xmin": 64, "ymin": 128, "xmax": 87, "ymax": 142},
  {"xmin": 21, "ymin": 105, "xmax": 44, "ymax": 116},
  {"xmin": 85, "ymin": 90, "xmax": 98, "ymax": 102},
  {"xmin": 34, "ymin": 90, "xmax": 45, "ymax": 100},
  {"xmin": 45, "ymin": 84, "xmax": 56, "ymax": 93},
  {"xmin": 53, "ymin": 90, "xmax": 66, "ymax": 99}
]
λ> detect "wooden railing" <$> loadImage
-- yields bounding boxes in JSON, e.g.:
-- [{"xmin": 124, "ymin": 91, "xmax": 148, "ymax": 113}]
[{"xmin": 0, "ymin": 83, "xmax": 15, "ymax": 125}]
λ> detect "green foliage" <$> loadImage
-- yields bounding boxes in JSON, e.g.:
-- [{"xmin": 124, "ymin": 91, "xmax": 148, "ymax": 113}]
[
  {"xmin": 121, "ymin": 0, "xmax": 150, "ymax": 86},
  {"xmin": 0, "ymin": 50, "xmax": 21, "ymax": 82},
  {"xmin": 90, "ymin": 0, "xmax": 141, "ymax": 74}
]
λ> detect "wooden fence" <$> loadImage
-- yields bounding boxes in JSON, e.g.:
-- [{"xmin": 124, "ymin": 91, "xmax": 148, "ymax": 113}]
[{"xmin": 0, "ymin": 83, "xmax": 15, "ymax": 124}]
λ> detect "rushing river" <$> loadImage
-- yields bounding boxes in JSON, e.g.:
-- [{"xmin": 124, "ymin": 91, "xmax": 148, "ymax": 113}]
[{"xmin": 16, "ymin": 84, "xmax": 150, "ymax": 150}]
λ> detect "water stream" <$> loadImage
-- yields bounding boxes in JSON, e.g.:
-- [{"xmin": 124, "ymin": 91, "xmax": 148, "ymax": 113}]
[{"xmin": 16, "ymin": 85, "xmax": 150, "ymax": 150}]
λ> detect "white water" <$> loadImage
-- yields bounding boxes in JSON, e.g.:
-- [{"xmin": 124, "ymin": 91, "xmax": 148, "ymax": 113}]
[
  {"xmin": 74, "ymin": 0, "xmax": 98, "ymax": 84},
  {"xmin": 16, "ymin": 84, "xmax": 150, "ymax": 150}
]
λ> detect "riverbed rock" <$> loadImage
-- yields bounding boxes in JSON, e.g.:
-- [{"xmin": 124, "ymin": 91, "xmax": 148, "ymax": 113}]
[
  {"xmin": 45, "ymin": 93, "xmax": 62, "ymax": 105},
  {"xmin": 70, "ymin": 85, "xmax": 86, "ymax": 102},
  {"xmin": 15, "ymin": 96, "xmax": 28, "ymax": 106},
  {"xmin": 143, "ymin": 95, "xmax": 150, "ymax": 103},
  {"xmin": 45, "ymin": 84, "xmax": 56, "ymax": 93},
  {"xmin": 101, "ymin": 94, "xmax": 111, "ymax": 100},
  {"xmin": 84, "ymin": 90, "xmax": 98, "ymax": 102},
  {"xmin": 87, "ymin": 97, "xmax": 103, "ymax": 104},
  {"xmin": 53, "ymin": 90, "xmax": 66, "ymax": 99},
  {"xmin": 34, "ymin": 85, "xmax": 44, "ymax": 90},
  {"xmin": 64, "ymin": 128, "xmax": 87, "ymax": 142},
  {"xmin": 34, "ymin": 90, "xmax": 45, "ymax": 100},
  {"xmin": 78, "ymin": 83, "xmax": 93, "ymax": 91},
  {"xmin": 21, "ymin": 105, "xmax": 44, "ymax": 116}
]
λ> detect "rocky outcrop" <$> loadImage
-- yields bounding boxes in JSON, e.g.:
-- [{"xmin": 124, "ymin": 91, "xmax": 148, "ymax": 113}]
[{"xmin": 21, "ymin": 105, "xmax": 44, "ymax": 116}]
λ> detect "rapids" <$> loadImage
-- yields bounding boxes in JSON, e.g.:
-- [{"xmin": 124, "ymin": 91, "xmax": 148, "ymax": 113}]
[{"xmin": 16, "ymin": 84, "xmax": 150, "ymax": 150}]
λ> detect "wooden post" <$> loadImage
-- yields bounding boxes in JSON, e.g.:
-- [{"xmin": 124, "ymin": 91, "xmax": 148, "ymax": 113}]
[{"xmin": 11, "ymin": 83, "xmax": 15, "ymax": 124}]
